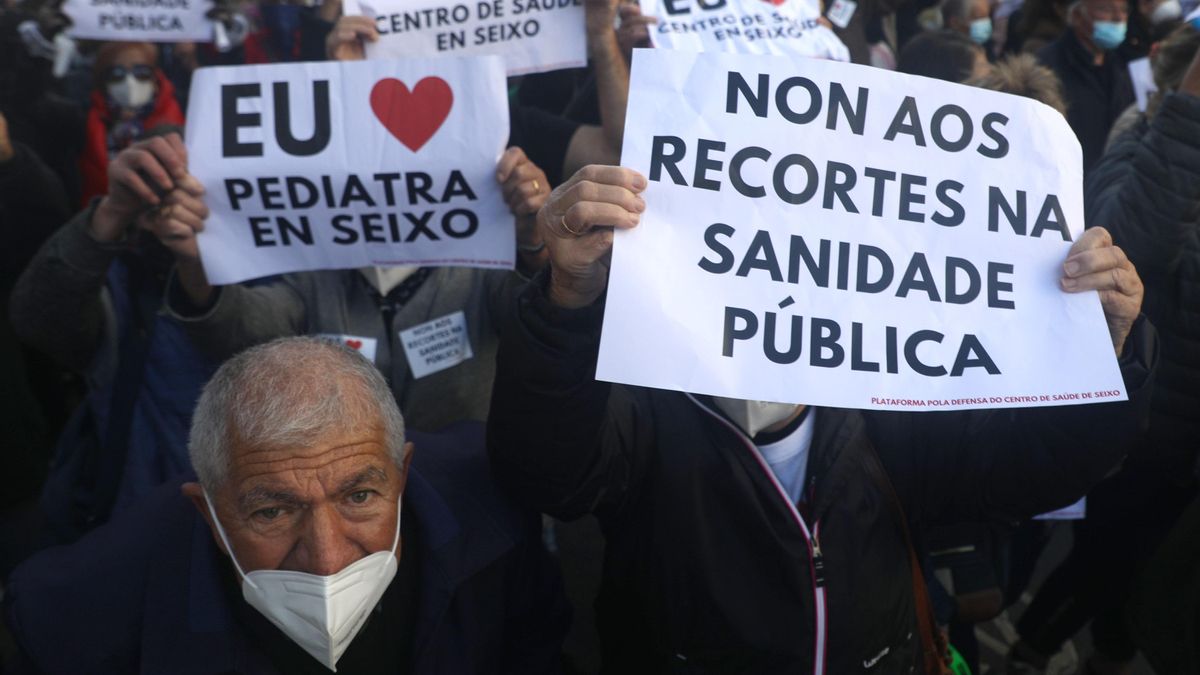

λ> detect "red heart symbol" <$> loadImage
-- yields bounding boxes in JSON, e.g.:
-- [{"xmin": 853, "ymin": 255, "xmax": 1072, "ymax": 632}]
[
  {"xmin": 370, "ymin": 77, "xmax": 454, "ymax": 152},
  {"xmin": 765, "ymin": 0, "xmax": 785, "ymax": 5},
  {"xmin": 346, "ymin": 339, "xmax": 363, "ymax": 350}
]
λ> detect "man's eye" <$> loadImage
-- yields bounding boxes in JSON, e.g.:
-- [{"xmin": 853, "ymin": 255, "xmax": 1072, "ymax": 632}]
[
  {"xmin": 255, "ymin": 507, "xmax": 282, "ymax": 521},
  {"xmin": 348, "ymin": 490, "xmax": 372, "ymax": 505}
]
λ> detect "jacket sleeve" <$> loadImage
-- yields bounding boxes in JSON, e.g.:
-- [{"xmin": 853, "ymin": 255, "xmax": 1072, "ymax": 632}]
[
  {"xmin": 8, "ymin": 203, "xmax": 121, "ymax": 371},
  {"xmin": 486, "ymin": 273, "xmax": 656, "ymax": 523},
  {"xmin": 498, "ymin": 519, "xmax": 572, "ymax": 674},
  {"xmin": 1085, "ymin": 92, "xmax": 1200, "ymax": 274},
  {"xmin": 164, "ymin": 274, "xmax": 306, "ymax": 362},
  {"xmin": 876, "ymin": 314, "xmax": 1158, "ymax": 525},
  {"xmin": 0, "ymin": 142, "xmax": 72, "ymax": 290}
]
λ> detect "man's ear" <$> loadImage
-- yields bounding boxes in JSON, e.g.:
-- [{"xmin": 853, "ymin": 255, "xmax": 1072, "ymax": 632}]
[{"xmin": 181, "ymin": 481, "xmax": 230, "ymax": 556}]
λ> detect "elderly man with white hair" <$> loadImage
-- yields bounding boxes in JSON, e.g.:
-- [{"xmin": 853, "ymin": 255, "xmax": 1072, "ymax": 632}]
[{"xmin": 4, "ymin": 337, "xmax": 568, "ymax": 674}]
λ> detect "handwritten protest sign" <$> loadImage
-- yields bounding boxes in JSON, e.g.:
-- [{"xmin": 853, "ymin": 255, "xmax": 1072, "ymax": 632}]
[
  {"xmin": 64, "ymin": 0, "xmax": 214, "ymax": 41},
  {"xmin": 596, "ymin": 49, "xmax": 1127, "ymax": 411},
  {"xmin": 187, "ymin": 57, "xmax": 512, "ymax": 286},
  {"xmin": 343, "ymin": 0, "xmax": 586, "ymax": 75},
  {"xmin": 640, "ymin": 0, "xmax": 849, "ymax": 61}
]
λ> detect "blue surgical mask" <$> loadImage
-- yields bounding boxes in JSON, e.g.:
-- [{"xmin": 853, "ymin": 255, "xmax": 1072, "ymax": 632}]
[
  {"xmin": 1092, "ymin": 20, "xmax": 1127, "ymax": 50},
  {"xmin": 969, "ymin": 17, "xmax": 993, "ymax": 44}
]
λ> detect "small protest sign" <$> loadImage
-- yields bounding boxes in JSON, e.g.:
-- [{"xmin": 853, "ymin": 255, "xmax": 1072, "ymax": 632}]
[
  {"xmin": 640, "ymin": 0, "xmax": 849, "ymax": 61},
  {"xmin": 63, "ymin": 0, "xmax": 214, "ymax": 42},
  {"xmin": 1128, "ymin": 57, "xmax": 1155, "ymax": 112},
  {"xmin": 596, "ymin": 49, "xmax": 1127, "ymax": 411},
  {"xmin": 186, "ymin": 57, "xmax": 512, "ymax": 286},
  {"xmin": 343, "ymin": 0, "xmax": 586, "ymax": 75}
]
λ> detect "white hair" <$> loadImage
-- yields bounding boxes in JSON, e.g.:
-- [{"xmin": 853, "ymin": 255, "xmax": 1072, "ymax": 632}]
[{"xmin": 189, "ymin": 336, "xmax": 407, "ymax": 490}]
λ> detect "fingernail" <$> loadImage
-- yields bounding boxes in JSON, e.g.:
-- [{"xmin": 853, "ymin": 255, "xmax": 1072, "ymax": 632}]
[
  {"xmin": 632, "ymin": 175, "xmax": 646, "ymax": 190},
  {"xmin": 634, "ymin": 198, "xmax": 645, "ymax": 212},
  {"xmin": 1061, "ymin": 276, "xmax": 1076, "ymax": 290},
  {"xmin": 1064, "ymin": 260, "xmax": 1079, "ymax": 276}
]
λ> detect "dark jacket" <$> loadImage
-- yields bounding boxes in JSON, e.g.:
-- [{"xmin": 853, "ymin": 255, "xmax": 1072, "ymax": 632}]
[
  {"xmin": 1085, "ymin": 91, "xmax": 1200, "ymax": 475},
  {"xmin": 1037, "ymin": 29, "xmax": 1134, "ymax": 175},
  {"xmin": 4, "ymin": 423, "xmax": 569, "ymax": 675},
  {"xmin": 486, "ymin": 277, "xmax": 1155, "ymax": 675}
]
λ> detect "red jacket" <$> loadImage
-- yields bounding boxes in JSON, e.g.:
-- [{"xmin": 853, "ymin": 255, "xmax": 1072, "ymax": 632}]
[{"xmin": 78, "ymin": 71, "xmax": 184, "ymax": 208}]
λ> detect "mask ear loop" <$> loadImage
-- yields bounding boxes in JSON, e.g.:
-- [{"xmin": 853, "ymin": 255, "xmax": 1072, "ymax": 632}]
[
  {"xmin": 389, "ymin": 495, "xmax": 403, "ymax": 554},
  {"xmin": 203, "ymin": 490, "xmax": 257, "ymax": 587}
]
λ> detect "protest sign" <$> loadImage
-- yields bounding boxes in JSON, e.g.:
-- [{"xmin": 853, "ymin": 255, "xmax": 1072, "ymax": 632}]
[
  {"xmin": 187, "ymin": 57, "xmax": 512, "ymax": 286},
  {"xmin": 640, "ymin": 0, "xmax": 850, "ymax": 61},
  {"xmin": 343, "ymin": 0, "xmax": 586, "ymax": 75},
  {"xmin": 64, "ymin": 0, "xmax": 214, "ymax": 42},
  {"xmin": 596, "ymin": 49, "xmax": 1128, "ymax": 411}
]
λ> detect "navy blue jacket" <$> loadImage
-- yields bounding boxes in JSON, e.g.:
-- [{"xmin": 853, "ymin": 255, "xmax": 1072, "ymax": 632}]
[{"xmin": 4, "ymin": 423, "xmax": 568, "ymax": 674}]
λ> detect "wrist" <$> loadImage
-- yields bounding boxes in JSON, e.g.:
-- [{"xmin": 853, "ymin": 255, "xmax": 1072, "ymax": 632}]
[
  {"xmin": 89, "ymin": 198, "xmax": 130, "ymax": 242},
  {"xmin": 548, "ymin": 267, "xmax": 604, "ymax": 309}
]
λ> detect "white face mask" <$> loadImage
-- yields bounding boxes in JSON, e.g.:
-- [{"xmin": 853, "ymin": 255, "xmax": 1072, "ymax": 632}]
[
  {"xmin": 358, "ymin": 266, "xmax": 418, "ymax": 295},
  {"xmin": 203, "ymin": 492, "xmax": 402, "ymax": 672},
  {"xmin": 711, "ymin": 397, "xmax": 802, "ymax": 437},
  {"xmin": 106, "ymin": 74, "xmax": 155, "ymax": 109}
]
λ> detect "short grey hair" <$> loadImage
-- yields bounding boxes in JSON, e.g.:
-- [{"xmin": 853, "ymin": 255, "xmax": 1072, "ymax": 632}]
[{"xmin": 189, "ymin": 336, "xmax": 407, "ymax": 490}]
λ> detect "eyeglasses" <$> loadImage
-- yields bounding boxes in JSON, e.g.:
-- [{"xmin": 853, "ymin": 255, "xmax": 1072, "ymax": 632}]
[{"xmin": 104, "ymin": 64, "xmax": 155, "ymax": 83}]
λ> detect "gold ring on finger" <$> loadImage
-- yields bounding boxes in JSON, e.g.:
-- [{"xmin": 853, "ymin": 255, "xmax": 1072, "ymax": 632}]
[
  {"xmin": 532, "ymin": 179, "xmax": 540, "ymax": 192},
  {"xmin": 561, "ymin": 214, "xmax": 586, "ymax": 236}
]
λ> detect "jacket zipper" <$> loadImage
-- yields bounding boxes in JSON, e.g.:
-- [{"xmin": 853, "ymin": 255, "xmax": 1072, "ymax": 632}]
[{"xmin": 686, "ymin": 395, "xmax": 828, "ymax": 675}]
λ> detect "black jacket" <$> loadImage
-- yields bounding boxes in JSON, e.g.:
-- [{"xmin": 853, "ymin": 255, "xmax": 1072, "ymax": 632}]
[
  {"xmin": 1085, "ymin": 92, "xmax": 1200, "ymax": 475},
  {"xmin": 487, "ymin": 278, "xmax": 1155, "ymax": 675},
  {"xmin": 1037, "ymin": 30, "xmax": 1134, "ymax": 175}
]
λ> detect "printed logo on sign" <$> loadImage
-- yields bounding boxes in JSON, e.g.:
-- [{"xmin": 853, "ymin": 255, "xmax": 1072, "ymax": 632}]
[
  {"xmin": 398, "ymin": 311, "xmax": 473, "ymax": 379},
  {"xmin": 369, "ymin": 77, "xmax": 454, "ymax": 151},
  {"xmin": 315, "ymin": 334, "xmax": 379, "ymax": 362}
]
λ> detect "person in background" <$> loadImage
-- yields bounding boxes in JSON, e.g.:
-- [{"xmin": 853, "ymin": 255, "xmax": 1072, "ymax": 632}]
[
  {"xmin": 971, "ymin": 52, "xmax": 1069, "ymax": 113},
  {"xmin": 10, "ymin": 132, "xmax": 217, "ymax": 543},
  {"xmin": 1004, "ymin": 23, "xmax": 1200, "ymax": 675},
  {"xmin": 78, "ymin": 42, "xmax": 184, "ymax": 207},
  {"xmin": 943, "ymin": 0, "xmax": 997, "ymax": 50},
  {"xmin": 1036, "ymin": 0, "xmax": 1134, "ymax": 174},
  {"xmin": 898, "ymin": 28, "xmax": 992, "ymax": 80},
  {"xmin": 1015, "ymin": 0, "xmax": 1072, "ymax": 53},
  {"xmin": 1105, "ymin": 12, "xmax": 1194, "ymax": 147},
  {"xmin": 486, "ymin": 163, "xmax": 1154, "ymax": 673}
]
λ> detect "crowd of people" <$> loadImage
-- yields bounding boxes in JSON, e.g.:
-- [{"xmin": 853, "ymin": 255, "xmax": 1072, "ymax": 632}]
[{"xmin": 0, "ymin": 0, "xmax": 1197, "ymax": 671}]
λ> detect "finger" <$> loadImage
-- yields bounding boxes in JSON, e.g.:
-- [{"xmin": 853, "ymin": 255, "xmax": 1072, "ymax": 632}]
[
  {"xmin": 144, "ymin": 135, "xmax": 187, "ymax": 182},
  {"xmin": 165, "ymin": 206, "xmax": 206, "ymax": 232},
  {"xmin": 511, "ymin": 190, "xmax": 547, "ymax": 217},
  {"xmin": 495, "ymin": 146, "xmax": 527, "ymax": 183},
  {"xmin": 1063, "ymin": 243, "xmax": 1127, "ymax": 278},
  {"xmin": 112, "ymin": 161, "xmax": 161, "ymax": 205},
  {"xmin": 561, "ymin": 179, "xmax": 646, "ymax": 216},
  {"xmin": 126, "ymin": 148, "xmax": 174, "ymax": 193},
  {"xmin": 164, "ymin": 132, "xmax": 188, "ymax": 171},
  {"xmin": 1060, "ymin": 264, "xmax": 1142, "ymax": 296},
  {"xmin": 569, "ymin": 165, "xmax": 647, "ymax": 193},
  {"xmin": 560, "ymin": 200, "xmax": 641, "ymax": 236},
  {"xmin": 165, "ymin": 190, "xmax": 210, "ymax": 222},
  {"xmin": 1065, "ymin": 225, "xmax": 1112, "ymax": 257},
  {"xmin": 175, "ymin": 173, "xmax": 207, "ymax": 197},
  {"xmin": 504, "ymin": 175, "xmax": 545, "ymax": 205},
  {"xmin": 341, "ymin": 15, "xmax": 378, "ymax": 39}
]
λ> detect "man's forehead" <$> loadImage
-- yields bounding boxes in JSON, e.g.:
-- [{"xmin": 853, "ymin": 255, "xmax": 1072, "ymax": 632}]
[{"xmin": 228, "ymin": 435, "xmax": 393, "ymax": 491}]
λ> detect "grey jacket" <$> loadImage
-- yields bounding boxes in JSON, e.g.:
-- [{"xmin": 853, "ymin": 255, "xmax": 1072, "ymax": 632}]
[{"xmin": 167, "ymin": 267, "xmax": 524, "ymax": 431}]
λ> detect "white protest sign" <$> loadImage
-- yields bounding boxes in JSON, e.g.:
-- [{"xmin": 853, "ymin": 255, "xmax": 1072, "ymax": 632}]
[
  {"xmin": 640, "ymin": 0, "xmax": 850, "ymax": 61},
  {"xmin": 343, "ymin": 0, "xmax": 586, "ymax": 75},
  {"xmin": 597, "ymin": 49, "xmax": 1128, "ymax": 411},
  {"xmin": 187, "ymin": 57, "xmax": 512, "ymax": 286},
  {"xmin": 1035, "ymin": 497, "xmax": 1086, "ymax": 520},
  {"xmin": 1128, "ymin": 57, "xmax": 1155, "ymax": 112},
  {"xmin": 64, "ymin": 0, "xmax": 214, "ymax": 42},
  {"xmin": 399, "ymin": 311, "xmax": 474, "ymax": 377}
]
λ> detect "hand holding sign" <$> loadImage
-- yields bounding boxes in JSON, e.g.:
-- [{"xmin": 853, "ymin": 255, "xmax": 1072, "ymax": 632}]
[
  {"xmin": 90, "ymin": 133, "xmax": 199, "ymax": 241},
  {"xmin": 537, "ymin": 165, "xmax": 646, "ymax": 308},
  {"xmin": 326, "ymin": 14, "xmax": 377, "ymax": 61},
  {"xmin": 1059, "ymin": 227, "xmax": 1143, "ymax": 356}
]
